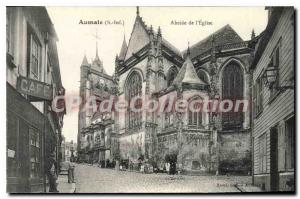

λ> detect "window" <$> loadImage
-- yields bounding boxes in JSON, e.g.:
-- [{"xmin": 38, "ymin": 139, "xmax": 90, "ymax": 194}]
[
  {"xmin": 188, "ymin": 98, "xmax": 203, "ymax": 128},
  {"xmin": 47, "ymin": 56, "xmax": 52, "ymax": 84},
  {"xmin": 197, "ymin": 69, "xmax": 209, "ymax": 84},
  {"xmin": 27, "ymin": 25, "xmax": 41, "ymax": 80},
  {"xmin": 164, "ymin": 111, "xmax": 174, "ymax": 128},
  {"xmin": 126, "ymin": 71, "xmax": 142, "ymax": 129},
  {"xmin": 253, "ymin": 77, "xmax": 264, "ymax": 117},
  {"xmin": 285, "ymin": 117, "xmax": 295, "ymax": 169},
  {"xmin": 95, "ymin": 134, "xmax": 101, "ymax": 144},
  {"xmin": 258, "ymin": 133, "xmax": 267, "ymax": 173},
  {"xmin": 222, "ymin": 62, "xmax": 244, "ymax": 128},
  {"xmin": 29, "ymin": 127, "xmax": 41, "ymax": 178},
  {"xmin": 269, "ymin": 40, "xmax": 281, "ymax": 100}
]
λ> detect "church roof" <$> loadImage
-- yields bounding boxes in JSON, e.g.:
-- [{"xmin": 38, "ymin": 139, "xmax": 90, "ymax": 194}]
[
  {"xmin": 81, "ymin": 54, "xmax": 89, "ymax": 66},
  {"xmin": 124, "ymin": 8, "xmax": 182, "ymax": 60},
  {"xmin": 172, "ymin": 52, "xmax": 207, "ymax": 86},
  {"xmin": 183, "ymin": 24, "xmax": 243, "ymax": 59},
  {"xmin": 162, "ymin": 37, "xmax": 182, "ymax": 57},
  {"xmin": 119, "ymin": 35, "xmax": 128, "ymax": 60}
]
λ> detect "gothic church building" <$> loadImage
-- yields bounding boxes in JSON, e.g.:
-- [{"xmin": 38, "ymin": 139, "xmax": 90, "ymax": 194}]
[{"xmin": 78, "ymin": 8, "xmax": 254, "ymax": 174}]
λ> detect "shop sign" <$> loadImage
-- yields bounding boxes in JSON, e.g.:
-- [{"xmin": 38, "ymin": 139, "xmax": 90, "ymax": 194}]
[{"xmin": 16, "ymin": 76, "xmax": 53, "ymax": 101}]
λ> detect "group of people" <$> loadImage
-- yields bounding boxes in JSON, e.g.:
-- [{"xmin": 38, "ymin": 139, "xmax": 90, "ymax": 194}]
[
  {"xmin": 164, "ymin": 161, "xmax": 177, "ymax": 175},
  {"xmin": 46, "ymin": 152, "xmax": 76, "ymax": 193}
]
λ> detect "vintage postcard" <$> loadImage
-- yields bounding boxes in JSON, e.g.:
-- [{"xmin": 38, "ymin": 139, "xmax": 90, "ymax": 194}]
[{"xmin": 6, "ymin": 6, "xmax": 295, "ymax": 193}]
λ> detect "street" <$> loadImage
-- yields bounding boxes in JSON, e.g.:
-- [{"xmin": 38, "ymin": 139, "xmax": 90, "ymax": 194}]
[{"xmin": 74, "ymin": 163, "xmax": 253, "ymax": 193}]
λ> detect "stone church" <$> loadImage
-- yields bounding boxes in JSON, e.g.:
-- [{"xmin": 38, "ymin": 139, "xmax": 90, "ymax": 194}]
[{"xmin": 78, "ymin": 7, "xmax": 255, "ymax": 174}]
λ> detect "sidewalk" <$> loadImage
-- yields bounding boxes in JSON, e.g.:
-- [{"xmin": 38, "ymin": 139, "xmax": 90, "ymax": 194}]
[
  {"xmin": 57, "ymin": 175, "xmax": 76, "ymax": 193},
  {"xmin": 235, "ymin": 184, "xmax": 262, "ymax": 192}
]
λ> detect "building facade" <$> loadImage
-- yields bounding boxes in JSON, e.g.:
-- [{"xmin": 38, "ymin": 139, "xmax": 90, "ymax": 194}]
[
  {"xmin": 251, "ymin": 7, "xmax": 295, "ymax": 191},
  {"xmin": 62, "ymin": 139, "xmax": 77, "ymax": 162},
  {"xmin": 77, "ymin": 43, "xmax": 119, "ymax": 165},
  {"xmin": 6, "ymin": 7, "xmax": 65, "ymax": 192},
  {"xmin": 77, "ymin": 7, "xmax": 255, "ymax": 174}
]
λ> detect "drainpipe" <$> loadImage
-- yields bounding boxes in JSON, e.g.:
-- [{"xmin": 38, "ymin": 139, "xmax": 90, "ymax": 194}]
[{"xmin": 43, "ymin": 31, "xmax": 49, "ymax": 192}]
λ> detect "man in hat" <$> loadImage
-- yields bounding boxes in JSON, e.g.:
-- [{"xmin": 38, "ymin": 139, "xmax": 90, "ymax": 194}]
[{"xmin": 46, "ymin": 152, "xmax": 59, "ymax": 192}]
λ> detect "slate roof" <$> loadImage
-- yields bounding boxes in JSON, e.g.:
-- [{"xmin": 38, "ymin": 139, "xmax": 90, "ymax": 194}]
[
  {"xmin": 162, "ymin": 37, "xmax": 182, "ymax": 57},
  {"xmin": 172, "ymin": 53, "xmax": 207, "ymax": 86},
  {"xmin": 123, "ymin": 11, "xmax": 182, "ymax": 60},
  {"xmin": 183, "ymin": 24, "xmax": 244, "ymax": 59}
]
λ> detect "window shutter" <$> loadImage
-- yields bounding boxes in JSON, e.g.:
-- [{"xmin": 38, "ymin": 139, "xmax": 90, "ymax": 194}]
[
  {"xmin": 278, "ymin": 122, "xmax": 286, "ymax": 171},
  {"xmin": 253, "ymin": 83, "xmax": 257, "ymax": 116},
  {"xmin": 259, "ymin": 78, "xmax": 263, "ymax": 111}
]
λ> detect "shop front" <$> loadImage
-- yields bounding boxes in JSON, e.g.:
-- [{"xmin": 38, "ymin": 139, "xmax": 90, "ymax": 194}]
[{"xmin": 7, "ymin": 83, "xmax": 57, "ymax": 193}]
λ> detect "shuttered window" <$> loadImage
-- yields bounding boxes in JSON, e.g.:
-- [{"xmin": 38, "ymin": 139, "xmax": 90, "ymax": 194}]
[
  {"xmin": 258, "ymin": 133, "xmax": 267, "ymax": 173},
  {"xmin": 278, "ymin": 122, "xmax": 286, "ymax": 171},
  {"xmin": 253, "ymin": 83, "xmax": 257, "ymax": 117},
  {"xmin": 285, "ymin": 117, "xmax": 295, "ymax": 169},
  {"xmin": 269, "ymin": 41, "xmax": 281, "ymax": 100}
]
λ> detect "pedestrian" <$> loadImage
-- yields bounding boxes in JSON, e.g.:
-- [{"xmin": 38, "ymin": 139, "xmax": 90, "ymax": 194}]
[
  {"xmin": 165, "ymin": 162, "xmax": 170, "ymax": 175},
  {"xmin": 67, "ymin": 161, "xmax": 75, "ymax": 183},
  {"xmin": 47, "ymin": 152, "xmax": 59, "ymax": 193}
]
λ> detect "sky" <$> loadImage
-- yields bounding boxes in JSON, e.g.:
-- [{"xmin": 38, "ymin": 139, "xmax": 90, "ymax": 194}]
[{"xmin": 47, "ymin": 6, "xmax": 268, "ymax": 142}]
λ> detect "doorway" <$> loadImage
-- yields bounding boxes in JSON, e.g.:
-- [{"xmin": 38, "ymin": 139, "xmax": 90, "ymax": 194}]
[{"xmin": 270, "ymin": 126, "xmax": 279, "ymax": 191}]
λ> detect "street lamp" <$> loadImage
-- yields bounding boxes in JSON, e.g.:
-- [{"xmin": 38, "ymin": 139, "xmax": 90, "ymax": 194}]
[{"xmin": 262, "ymin": 63, "xmax": 294, "ymax": 91}]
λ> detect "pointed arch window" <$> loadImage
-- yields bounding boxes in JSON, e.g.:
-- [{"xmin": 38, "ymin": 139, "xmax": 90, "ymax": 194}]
[
  {"xmin": 222, "ymin": 61, "xmax": 244, "ymax": 128},
  {"xmin": 126, "ymin": 71, "xmax": 142, "ymax": 129}
]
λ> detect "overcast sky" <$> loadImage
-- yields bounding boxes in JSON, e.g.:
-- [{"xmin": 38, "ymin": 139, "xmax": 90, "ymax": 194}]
[{"xmin": 47, "ymin": 7, "xmax": 268, "ymax": 142}]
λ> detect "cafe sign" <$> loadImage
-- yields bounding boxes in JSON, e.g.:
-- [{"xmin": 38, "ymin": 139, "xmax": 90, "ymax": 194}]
[{"xmin": 17, "ymin": 76, "xmax": 53, "ymax": 101}]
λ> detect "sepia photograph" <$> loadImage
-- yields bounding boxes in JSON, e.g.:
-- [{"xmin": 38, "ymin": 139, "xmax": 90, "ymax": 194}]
[{"xmin": 5, "ymin": 5, "xmax": 295, "ymax": 193}]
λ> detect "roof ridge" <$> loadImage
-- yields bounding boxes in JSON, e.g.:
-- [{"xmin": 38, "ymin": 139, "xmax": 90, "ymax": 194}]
[
  {"xmin": 182, "ymin": 24, "xmax": 244, "ymax": 58},
  {"xmin": 124, "ymin": 12, "xmax": 150, "ymax": 60}
]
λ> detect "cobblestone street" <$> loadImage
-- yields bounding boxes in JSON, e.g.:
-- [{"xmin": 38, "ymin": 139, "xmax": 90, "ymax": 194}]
[{"xmin": 74, "ymin": 163, "xmax": 255, "ymax": 193}]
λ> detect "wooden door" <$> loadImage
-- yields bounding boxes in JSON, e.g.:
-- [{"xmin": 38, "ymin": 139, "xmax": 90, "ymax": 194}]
[{"xmin": 270, "ymin": 126, "xmax": 279, "ymax": 192}]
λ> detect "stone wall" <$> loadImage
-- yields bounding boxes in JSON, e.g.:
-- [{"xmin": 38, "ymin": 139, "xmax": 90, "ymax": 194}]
[{"xmin": 218, "ymin": 130, "xmax": 251, "ymax": 174}]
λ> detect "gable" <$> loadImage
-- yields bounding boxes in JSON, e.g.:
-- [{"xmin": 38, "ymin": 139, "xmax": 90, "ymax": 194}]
[{"xmin": 125, "ymin": 17, "xmax": 150, "ymax": 60}]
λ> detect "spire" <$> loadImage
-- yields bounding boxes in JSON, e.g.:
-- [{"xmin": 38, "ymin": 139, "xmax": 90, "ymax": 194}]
[
  {"xmin": 96, "ymin": 41, "xmax": 99, "ymax": 59},
  {"xmin": 157, "ymin": 26, "xmax": 162, "ymax": 37},
  {"xmin": 186, "ymin": 41, "xmax": 191, "ymax": 57},
  {"xmin": 81, "ymin": 54, "xmax": 89, "ymax": 66},
  {"xmin": 172, "ymin": 55, "xmax": 207, "ymax": 86},
  {"xmin": 93, "ymin": 29, "xmax": 101, "ymax": 61},
  {"xmin": 149, "ymin": 25, "xmax": 153, "ymax": 35},
  {"xmin": 119, "ymin": 34, "xmax": 128, "ymax": 60},
  {"xmin": 251, "ymin": 29, "xmax": 256, "ymax": 39},
  {"xmin": 136, "ymin": 6, "xmax": 140, "ymax": 16}
]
